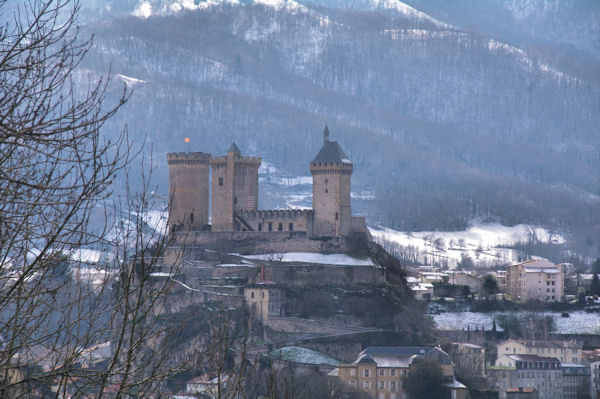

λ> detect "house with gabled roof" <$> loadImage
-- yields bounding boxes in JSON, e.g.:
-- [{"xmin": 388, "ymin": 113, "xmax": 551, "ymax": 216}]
[{"xmin": 334, "ymin": 346, "xmax": 467, "ymax": 399}]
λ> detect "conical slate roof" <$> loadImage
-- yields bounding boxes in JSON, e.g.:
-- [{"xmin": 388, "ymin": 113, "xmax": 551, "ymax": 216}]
[
  {"xmin": 312, "ymin": 141, "xmax": 350, "ymax": 163},
  {"xmin": 228, "ymin": 142, "xmax": 241, "ymax": 154}
]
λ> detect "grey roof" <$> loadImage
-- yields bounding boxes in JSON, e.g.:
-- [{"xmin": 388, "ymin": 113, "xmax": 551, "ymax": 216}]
[
  {"xmin": 312, "ymin": 141, "xmax": 350, "ymax": 163},
  {"xmin": 355, "ymin": 354, "xmax": 376, "ymax": 364},
  {"xmin": 359, "ymin": 347, "xmax": 452, "ymax": 365},
  {"xmin": 228, "ymin": 142, "xmax": 241, "ymax": 153}
]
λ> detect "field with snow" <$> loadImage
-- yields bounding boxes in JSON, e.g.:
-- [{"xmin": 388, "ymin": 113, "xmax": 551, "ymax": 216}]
[
  {"xmin": 433, "ymin": 311, "xmax": 600, "ymax": 335},
  {"xmin": 370, "ymin": 222, "xmax": 565, "ymax": 268}
]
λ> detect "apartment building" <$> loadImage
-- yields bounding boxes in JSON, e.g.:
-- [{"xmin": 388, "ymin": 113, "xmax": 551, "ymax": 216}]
[
  {"xmin": 506, "ymin": 259, "xmax": 564, "ymax": 302},
  {"xmin": 497, "ymin": 339, "xmax": 582, "ymax": 364}
]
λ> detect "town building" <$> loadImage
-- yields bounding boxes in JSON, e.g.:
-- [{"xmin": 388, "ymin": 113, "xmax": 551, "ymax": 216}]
[
  {"xmin": 450, "ymin": 273, "xmax": 482, "ymax": 294},
  {"xmin": 497, "ymin": 339, "xmax": 582, "ymax": 364},
  {"xmin": 583, "ymin": 350, "xmax": 600, "ymax": 399},
  {"xmin": 166, "ymin": 126, "xmax": 368, "ymax": 239},
  {"xmin": 451, "ymin": 342, "xmax": 486, "ymax": 378},
  {"xmin": 335, "ymin": 346, "xmax": 467, "ymax": 399},
  {"xmin": 489, "ymin": 354, "xmax": 562, "ymax": 399},
  {"xmin": 243, "ymin": 281, "xmax": 285, "ymax": 326},
  {"xmin": 506, "ymin": 259, "xmax": 564, "ymax": 302},
  {"xmin": 405, "ymin": 277, "xmax": 434, "ymax": 300}
]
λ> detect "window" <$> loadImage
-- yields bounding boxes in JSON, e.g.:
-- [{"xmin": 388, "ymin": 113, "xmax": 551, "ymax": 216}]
[
  {"xmin": 363, "ymin": 381, "xmax": 370, "ymax": 390},
  {"xmin": 261, "ymin": 292, "xmax": 264, "ymax": 298},
  {"xmin": 325, "ymin": 189, "xmax": 328, "ymax": 193},
  {"xmin": 251, "ymin": 292, "xmax": 254, "ymax": 299},
  {"xmin": 335, "ymin": 212, "xmax": 338, "ymax": 220},
  {"xmin": 390, "ymin": 381, "xmax": 396, "ymax": 391},
  {"xmin": 268, "ymin": 222, "xmax": 273, "ymax": 231},
  {"xmin": 258, "ymin": 223, "xmax": 262, "ymax": 231},
  {"xmin": 390, "ymin": 369, "xmax": 396, "ymax": 376},
  {"xmin": 325, "ymin": 178, "xmax": 328, "ymax": 183},
  {"xmin": 379, "ymin": 369, "xmax": 384, "ymax": 376},
  {"xmin": 364, "ymin": 369, "xmax": 370, "ymax": 378},
  {"xmin": 379, "ymin": 381, "xmax": 385, "ymax": 389},
  {"xmin": 190, "ymin": 213, "xmax": 194, "ymax": 224},
  {"xmin": 289, "ymin": 223, "xmax": 293, "ymax": 231},
  {"xmin": 350, "ymin": 380, "xmax": 356, "ymax": 389},
  {"xmin": 234, "ymin": 196, "xmax": 237, "ymax": 205},
  {"xmin": 350, "ymin": 369, "xmax": 355, "ymax": 376},
  {"xmin": 219, "ymin": 177, "xmax": 223, "ymax": 186},
  {"xmin": 278, "ymin": 223, "xmax": 283, "ymax": 231}
]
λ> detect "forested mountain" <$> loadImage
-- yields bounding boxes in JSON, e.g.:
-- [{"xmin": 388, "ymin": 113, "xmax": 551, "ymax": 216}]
[{"xmin": 73, "ymin": 0, "xmax": 599, "ymax": 257}]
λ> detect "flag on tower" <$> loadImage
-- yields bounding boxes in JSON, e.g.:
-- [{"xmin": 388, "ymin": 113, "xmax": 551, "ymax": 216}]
[{"xmin": 184, "ymin": 137, "xmax": 190, "ymax": 143}]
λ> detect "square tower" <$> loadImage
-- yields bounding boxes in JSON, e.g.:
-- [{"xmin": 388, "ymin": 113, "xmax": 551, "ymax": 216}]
[
  {"xmin": 310, "ymin": 126, "xmax": 353, "ymax": 237},
  {"xmin": 210, "ymin": 143, "xmax": 261, "ymax": 231},
  {"xmin": 167, "ymin": 152, "xmax": 211, "ymax": 232}
]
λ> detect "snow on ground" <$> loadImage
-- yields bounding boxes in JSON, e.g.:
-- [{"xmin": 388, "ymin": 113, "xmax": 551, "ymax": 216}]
[
  {"xmin": 241, "ymin": 252, "xmax": 374, "ymax": 266},
  {"xmin": 267, "ymin": 176, "xmax": 312, "ymax": 186},
  {"xmin": 268, "ymin": 346, "xmax": 340, "ymax": 366},
  {"xmin": 370, "ymin": 221, "xmax": 565, "ymax": 268},
  {"xmin": 433, "ymin": 311, "xmax": 600, "ymax": 335},
  {"xmin": 373, "ymin": 0, "xmax": 451, "ymax": 28},
  {"xmin": 116, "ymin": 74, "xmax": 146, "ymax": 86},
  {"xmin": 70, "ymin": 249, "xmax": 103, "ymax": 264},
  {"xmin": 138, "ymin": 209, "xmax": 168, "ymax": 236}
]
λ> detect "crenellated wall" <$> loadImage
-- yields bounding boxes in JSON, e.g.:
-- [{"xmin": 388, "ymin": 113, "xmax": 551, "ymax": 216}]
[{"xmin": 235, "ymin": 209, "xmax": 313, "ymax": 233}]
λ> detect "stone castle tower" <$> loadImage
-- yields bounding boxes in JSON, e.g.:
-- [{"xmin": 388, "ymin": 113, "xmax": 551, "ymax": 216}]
[
  {"xmin": 310, "ymin": 126, "xmax": 353, "ymax": 237},
  {"xmin": 167, "ymin": 152, "xmax": 211, "ymax": 232},
  {"xmin": 210, "ymin": 143, "xmax": 262, "ymax": 231}
]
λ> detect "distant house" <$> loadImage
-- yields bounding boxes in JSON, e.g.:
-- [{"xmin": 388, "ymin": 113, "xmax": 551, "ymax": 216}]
[
  {"xmin": 186, "ymin": 374, "xmax": 231, "ymax": 398},
  {"xmin": 334, "ymin": 346, "xmax": 467, "ymax": 399},
  {"xmin": 450, "ymin": 273, "xmax": 482, "ymax": 294},
  {"xmin": 406, "ymin": 277, "xmax": 434, "ymax": 300},
  {"xmin": 497, "ymin": 339, "xmax": 582, "ymax": 364},
  {"xmin": 506, "ymin": 259, "xmax": 564, "ymax": 302}
]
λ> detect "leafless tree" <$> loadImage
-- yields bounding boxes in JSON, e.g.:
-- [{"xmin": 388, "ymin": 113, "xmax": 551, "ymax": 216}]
[{"xmin": 0, "ymin": 1, "xmax": 187, "ymax": 397}]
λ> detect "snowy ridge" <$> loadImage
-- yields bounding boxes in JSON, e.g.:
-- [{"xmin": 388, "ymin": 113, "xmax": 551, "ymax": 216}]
[
  {"xmin": 384, "ymin": 29, "xmax": 580, "ymax": 85},
  {"xmin": 486, "ymin": 38, "xmax": 581, "ymax": 84},
  {"xmin": 373, "ymin": 0, "xmax": 450, "ymax": 28},
  {"xmin": 370, "ymin": 222, "xmax": 565, "ymax": 268}
]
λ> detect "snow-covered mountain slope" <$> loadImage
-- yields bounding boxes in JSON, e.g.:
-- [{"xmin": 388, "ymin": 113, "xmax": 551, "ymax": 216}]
[{"xmin": 370, "ymin": 222, "xmax": 566, "ymax": 268}]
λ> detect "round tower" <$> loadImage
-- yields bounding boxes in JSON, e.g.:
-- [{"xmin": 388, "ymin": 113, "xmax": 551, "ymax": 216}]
[
  {"xmin": 210, "ymin": 143, "xmax": 261, "ymax": 231},
  {"xmin": 167, "ymin": 152, "xmax": 211, "ymax": 232},
  {"xmin": 310, "ymin": 126, "xmax": 353, "ymax": 237}
]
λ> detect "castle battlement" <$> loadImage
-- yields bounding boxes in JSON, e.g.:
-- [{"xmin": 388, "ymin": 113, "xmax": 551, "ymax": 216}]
[
  {"xmin": 236, "ymin": 209, "xmax": 313, "ymax": 218},
  {"xmin": 210, "ymin": 156, "xmax": 262, "ymax": 166},
  {"xmin": 310, "ymin": 162, "xmax": 354, "ymax": 175},
  {"xmin": 167, "ymin": 152, "xmax": 211, "ymax": 165},
  {"xmin": 167, "ymin": 127, "xmax": 364, "ymax": 239}
]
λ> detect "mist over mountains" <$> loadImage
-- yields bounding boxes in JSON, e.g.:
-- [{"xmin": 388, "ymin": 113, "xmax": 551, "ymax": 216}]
[{"xmin": 73, "ymin": 0, "xmax": 599, "ymax": 258}]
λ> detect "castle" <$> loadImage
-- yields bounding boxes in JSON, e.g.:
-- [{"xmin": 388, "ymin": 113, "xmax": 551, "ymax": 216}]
[{"xmin": 167, "ymin": 126, "xmax": 367, "ymax": 239}]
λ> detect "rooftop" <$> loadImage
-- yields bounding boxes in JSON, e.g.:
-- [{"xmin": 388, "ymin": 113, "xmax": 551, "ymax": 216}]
[{"xmin": 498, "ymin": 338, "xmax": 581, "ymax": 350}]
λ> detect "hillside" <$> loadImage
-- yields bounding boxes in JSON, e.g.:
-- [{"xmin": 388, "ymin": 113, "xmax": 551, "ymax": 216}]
[{"xmin": 72, "ymin": 0, "xmax": 599, "ymax": 258}]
